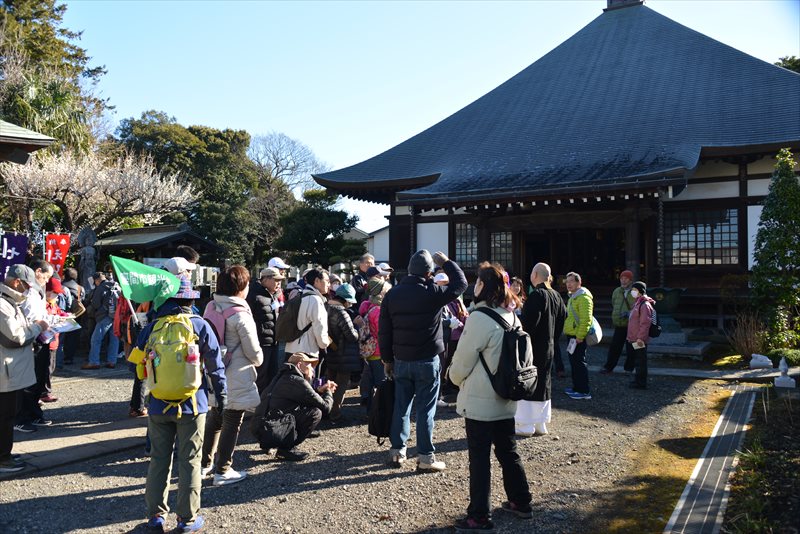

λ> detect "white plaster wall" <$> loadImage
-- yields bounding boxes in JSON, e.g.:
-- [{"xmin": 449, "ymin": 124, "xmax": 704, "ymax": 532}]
[
  {"xmin": 748, "ymin": 179, "xmax": 771, "ymax": 197},
  {"xmin": 748, "ymin": 205, "xmax": 763, "ymax": 269},
  {"xmin": 666, "ymin": 181, "xmax": 739, "ymax": 202},
  {"xmin": 371, "ymin": 228, "xmax": 390, "ymax": 263},
  {"xmin": 692, "ymin": 161, "xmax": 738, "ymax": 179},
  {"xmin": 417, "ymin": 222, "xmax": 449, "ymax": 254},
  {"xmin": 394, "ymin": 205, "xmax": 411, "ymax": 216},
  {"xmin": 748, "ymin": 157, "xmax": 778, "ymax": 175}
]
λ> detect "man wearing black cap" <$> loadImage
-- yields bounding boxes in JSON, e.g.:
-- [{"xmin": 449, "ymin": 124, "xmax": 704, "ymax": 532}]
[{"xmin": 379, "ymin": 249, "xmax": 467, "ymax": 472}]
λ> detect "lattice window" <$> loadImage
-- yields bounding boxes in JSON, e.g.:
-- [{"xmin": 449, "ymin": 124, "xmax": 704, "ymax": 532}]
[
  {"xmin": 665, "ymin": 209, "xmax": 739, "ymax": 265},
  {"xmin": 454, "ymin": 223, "xmax": 478, "ymax": 266},
  {"xmin": 490, "ymin": 231, "xmax": 513, "ymax": 270}
]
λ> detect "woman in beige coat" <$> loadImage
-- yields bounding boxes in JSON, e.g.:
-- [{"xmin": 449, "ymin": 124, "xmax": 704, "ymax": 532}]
[
  {"xmin": 201, "ymin": 266, "xmax": 263, "ymax": 487},
  {"xmin": 449, "ymin": 262, "xmax": 533, "ymax": 532}
]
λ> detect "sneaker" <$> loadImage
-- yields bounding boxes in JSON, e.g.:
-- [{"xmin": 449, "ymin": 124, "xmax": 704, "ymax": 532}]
[
  {"xmin": 0, "ymin": 458, "xmax": 25, "ymax": 473},
  {"xmin": 31, "ymin": 418, "xmax": 52, "ymax": 426},
  {"xmin": 500, "ymin": 500, "xmax": 533, "ymax": 519},
  {"xmin": 564, "ymin": 387, "xmax": 575, "ymax": 395},
  {"xmin": 388, "ymin": 450, "xmax": 406, "ymax": 468},
  {"xmin": 566, "ymin": 391, "xmax": 592, "ymax": 400},
  {"xmin": 200, "ymin": 465, "xmax": 214, "ymax": 478},
  {"xmin": 39, "ymin": 394, "xmax": 58, "ymax": 403},
  {"xmin": 176, "ymin": 515, "xmax": 204, "ymax": 533},
  {"xmin": 14, "ymin": 423, "xmax": 36, "ymax": 433},
  {"xmin": 275, "ymin": 448, "xmax": 309, "ymax": 462},
  {"xmin": 417, "ymin": 459, "xmax": 446, "ymax": 472},
  {"xmin": 213, "ymin": 469, "xmax": 247, "ymax": 486},
  {"xmin": 534, "ymin": 422, "xmax": 549, "ymax": 436},
  {"xmin": 599, "ymin": 368, "xmax": 612, "ymax": 375},
  {"xmin": 454, "ymin": 516, "xmax": 495, "ymax": 532},
  {"xmin": 146, "ymin": 515, "xmax": 165, "ymax": 533}
]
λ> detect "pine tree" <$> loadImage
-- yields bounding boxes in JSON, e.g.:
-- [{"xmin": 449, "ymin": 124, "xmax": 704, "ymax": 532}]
[{"xmin": 752, "ymin": 148, "xmax": 800, "ymax": 348}]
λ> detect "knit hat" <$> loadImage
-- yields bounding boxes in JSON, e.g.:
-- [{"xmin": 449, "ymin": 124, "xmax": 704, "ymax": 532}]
[
  {"xmin": 632, "ymin": 281, "xmax": 647, "ymax": 294},
  {"xmin": 46, "ymin": 277, "xmax": 63, "ymax": 294},
  {"xmin": 368, "ymin": 279, "xmax": 390, "ymax": 304},
  {"xmin": 620, "ymin": 270, "xmax": 634, "ymax": 279},
  {"xmin": 408, "ymin": 250, "xmax": 434, "ymax": 277}
]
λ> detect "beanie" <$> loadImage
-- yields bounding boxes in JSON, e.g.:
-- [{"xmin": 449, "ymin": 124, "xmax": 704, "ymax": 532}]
[
  {"xmin": 620, "ymin": 270, "xmax": 634, "ymax": 279},
  {"xmin": 408, "ymin": 250, "xmax": 434, "ymax": 277},
  {"xmin": 632, "ymin": 281, "xmax": 647, "ymax": 294}
]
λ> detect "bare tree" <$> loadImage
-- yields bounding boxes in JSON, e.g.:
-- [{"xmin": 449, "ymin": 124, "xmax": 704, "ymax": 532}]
[
  {"xmin": 249, "ymin": 132, "xmax": 330, "ymax": 192},
  {"xmin": 1, "ymin": 150, "xmax": 194, "ymax": 233}
]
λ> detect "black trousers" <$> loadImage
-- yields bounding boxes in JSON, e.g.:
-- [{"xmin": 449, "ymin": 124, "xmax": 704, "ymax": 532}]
[
  {"xmin": 289, "ymin": 406, "xmax": 322, "ymax": 450},
  {"xmin": 626, "ymin": 342, "xmax": 648, "ymax": 386},
  {"xmin": 255, "ymin": 345, "xmax": 280, "ymax": 395},
  {"xmin": 0, "ymin": 390, "xmax": 17, "ymax": 461},
  {"xmin": 567, "ymin": 337, "xmax": 590, "ymax": 394},
  {"xmin": 36, "ymin": 345, "xmax": 56, "ymax": 396},
  {"xmin": 604, "ymin": 327, "xmax": 633, "ymax": 372},
  {"xmin": 553, "ymin": 342, "xmax": 565, "ymax": 374},
  {"xmin": 62, "ymin": 330, "xmax": 80, "ymax": 363},
  {"xmin": 465, "ymin": 418, "xmax": 531, "ymax": 519}
]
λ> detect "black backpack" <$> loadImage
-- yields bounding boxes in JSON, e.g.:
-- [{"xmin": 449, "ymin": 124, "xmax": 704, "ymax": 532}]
[
  {"xmin": 274, "ymin": 293, "xmax": 315, "ymax": 343},
  {"xmin": 368, "ymin": 377, "xmax": 395, "ymax": 445},
  {"xmin": 473, "ymin": 307, "xmax": 538, "ymax": 401},
  {"xmin": 648, "ymin": 306, "xmax": 662, "ymax": 338}
]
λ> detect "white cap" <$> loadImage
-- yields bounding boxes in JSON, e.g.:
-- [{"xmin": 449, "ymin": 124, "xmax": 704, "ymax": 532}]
[
  {"xmin": 433, "ymin": 272, "xmax": 449, "ymax": 284},
  {"xmin": 268, "ymin": 257, "xmax": 291, "ymax": 269},
  {"xmin": 164, "ymin": 257, "xmax": 197, "ymax": 275},
  {"xmin": 378, "ymin": 262, "xmax": 394, "ymax": 273}
]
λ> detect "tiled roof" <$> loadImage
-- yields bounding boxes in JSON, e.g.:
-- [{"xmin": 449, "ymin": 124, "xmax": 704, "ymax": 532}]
[{"xmin": 315, "ymin": 5, "xmax": 800, "ymax": 204}]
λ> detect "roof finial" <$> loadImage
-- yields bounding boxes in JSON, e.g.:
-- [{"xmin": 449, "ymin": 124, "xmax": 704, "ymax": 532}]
[{"xmin": 605, "ymin": 0, "xmax": 644, "ymax": 11}]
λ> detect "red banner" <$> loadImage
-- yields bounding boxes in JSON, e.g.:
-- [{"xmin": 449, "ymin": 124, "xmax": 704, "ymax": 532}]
[{"xmin": 45, "ymin": 233, "xmax": 71, "ymax": 276}]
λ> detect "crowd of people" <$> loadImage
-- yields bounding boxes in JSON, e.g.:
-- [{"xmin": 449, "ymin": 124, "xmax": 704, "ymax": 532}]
[{"xmin": 0, "ymin": 247, "xmax": 658, "ymax": 533}]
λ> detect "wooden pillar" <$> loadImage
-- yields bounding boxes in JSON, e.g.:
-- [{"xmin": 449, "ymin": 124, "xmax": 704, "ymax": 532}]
[
  {"xmin": 624, "ymin": 206, "xmax": 641, "ymax": 280},
  {"xmin": 657, "ymin": 188, "xmax": 665, "ymax": 287},
  {"xmin": 409, "ymin": 206, "xmax": 417, "ymax": 256}
]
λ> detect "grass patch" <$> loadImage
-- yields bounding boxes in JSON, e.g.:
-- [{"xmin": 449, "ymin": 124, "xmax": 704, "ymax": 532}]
[
  {"xmin": 723, "ymin": 387, "xmax": 800, "ymax": 533},
  {"xmin": 589, "ymin": 385, "xmax": 731, "ymax": 533}
]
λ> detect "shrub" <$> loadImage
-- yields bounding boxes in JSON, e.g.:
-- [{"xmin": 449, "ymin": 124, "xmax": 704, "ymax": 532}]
[
  {"xmin": 726, "ymin": 310, "xmax": 766, "ymax": 358},
  {"xmin": 766, "ymin": 348, "xmax": 800, "ymax": 367}
]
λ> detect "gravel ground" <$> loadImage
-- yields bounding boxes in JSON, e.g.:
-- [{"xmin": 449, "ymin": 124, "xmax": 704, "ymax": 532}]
[{"xmin": 0, "ymin": 361, "xmax": 722, "ymax": 534}]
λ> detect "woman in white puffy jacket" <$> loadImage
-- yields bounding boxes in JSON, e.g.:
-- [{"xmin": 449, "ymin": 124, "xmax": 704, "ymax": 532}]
[
  {"xmin": 201, "ymin": 265, "xmax": 263, "ymax": 487},
  {"xmin": 448, "ymin": 262, "xmax": 533, "ymax": 532}
]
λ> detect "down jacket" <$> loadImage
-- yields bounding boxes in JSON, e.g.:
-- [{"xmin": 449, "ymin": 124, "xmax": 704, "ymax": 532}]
[
  {"xmin": 449, "ymin": 302, "xmax": 517, "ymax": 422},
  {"xmin": 211, "ymin": 294, "xmax": 263, "ymax": 412},
  {"xmin": 247, "ymin": 280, "xmax": 278, "ymax": 347},
  {"xmin": 611, "ymin": 286, "xmax": 636, "ymax": 328},
  {"xmin": 325, "ymin": 301, "xmax": 361, "ymax": 373},
  {"xmin": 563, "ymin": 287, "xmax": 594, "ymax": 340},
  {"xmin": 0, "ymin": 282, "xmax": 43, "ymax": 393},
  {"xmin": 251, "ymin": 363, "xmax": 333, "ymax": 428},
  {"xmin": 627, "ymin": 295, "xmax": 656, "ymax": 344},
  {"xmin": 285, "ymin": 286, "xmax": 330, "ymax": 356}
]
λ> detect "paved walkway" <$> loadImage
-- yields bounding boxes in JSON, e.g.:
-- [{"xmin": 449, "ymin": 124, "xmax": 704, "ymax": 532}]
[{"xmin": 663, "ymin": 384, "xmax": 759, "ymax": 534}]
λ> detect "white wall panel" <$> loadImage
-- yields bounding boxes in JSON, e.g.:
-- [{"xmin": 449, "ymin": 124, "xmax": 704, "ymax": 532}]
[{"xmin": 417, "ymin": 222, "xmax": 449, "ymax": 254}]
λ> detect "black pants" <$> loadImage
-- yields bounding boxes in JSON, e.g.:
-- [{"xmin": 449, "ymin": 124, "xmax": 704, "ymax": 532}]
[
  {"xmin": 62, "ymin": 330, "xmax": 80, "ymax": 363},
  {"xmin": 130, "ymin": 372, "xmax": 147, "ymax": 411},
  {"xmin": 289, "ymin": 406, "xmax": 322, "ymax": 449},
  {"xmin": 465, "ymin": 418, "xmax": 531, "ymax": 519},
  {"xmin": 0, "ymin": 390, "xmax": 17, "ymax": 461},
  {"xmin": 626, "ymin": 342, "xmax": 648, "ymax": 386},
  {"xmin": 604, "ymin": 327, "xmax": 633, "ymax": 372},
  {"xmin": 567, "ymin": 337, "xmax": 590, "ymax": 394},
  {"xmin": 15, "ymin": 386, "xmax": 43, "ymax": 425},
  {"xmin": 255, "ymin": 345, "xmax": 280, "ymax": 395},
  {"xmin": 35, "ymin": 344, "xmax": 55, "ymax": 396},
  {"xmin": 553, "ymin": 342, "xmax": 565, "ymax": 374}
]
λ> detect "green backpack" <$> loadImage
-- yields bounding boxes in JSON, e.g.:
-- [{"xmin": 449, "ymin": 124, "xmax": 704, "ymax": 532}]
[{"xmin": 144, "ymin": 314, "xmax": 203, "ymax": 416}]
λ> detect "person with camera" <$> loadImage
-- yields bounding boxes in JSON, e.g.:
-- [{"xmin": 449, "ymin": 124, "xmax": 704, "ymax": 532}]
[{"xmin": 251, "ymin": 352, "xmax": 337, "ymax": 462}]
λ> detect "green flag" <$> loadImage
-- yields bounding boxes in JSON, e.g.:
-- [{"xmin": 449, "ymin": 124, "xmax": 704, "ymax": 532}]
[{"xmin": 110, "ymin": 255, "xmax": 181, "ymax": 310}]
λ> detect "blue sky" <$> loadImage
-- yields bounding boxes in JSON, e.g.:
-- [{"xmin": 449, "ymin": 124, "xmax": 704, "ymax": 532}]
[{"xmin": 63, "ymin": 0, "xmax": 800, "ymax": 232}]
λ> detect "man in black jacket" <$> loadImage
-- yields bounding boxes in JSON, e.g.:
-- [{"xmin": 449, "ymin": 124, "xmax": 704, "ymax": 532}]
[
  {"xmin": 248, "ymin": 267, "xmax": 285, "ymax": 393},
  {"xmin": 351, "ymin": 253, "xmax": 375, "ymax": 305},
  {"xmin": 251, "ymin": 352, "xmax": 337, "ymax": 461},
  {"xmin": 379, "ymin": 249, "xmax": 467, "ymax": 472}
]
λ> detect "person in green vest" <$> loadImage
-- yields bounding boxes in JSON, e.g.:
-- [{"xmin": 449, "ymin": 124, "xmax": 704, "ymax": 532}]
[{"xmin": 600, "ymin": 270, "xmax": 637, "ymax": 374}]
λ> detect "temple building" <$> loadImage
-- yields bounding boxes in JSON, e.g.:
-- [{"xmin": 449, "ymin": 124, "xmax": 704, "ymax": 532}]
[{"xmin": 315, "ymin": 0, "xmax": 800, "ymax": 324}]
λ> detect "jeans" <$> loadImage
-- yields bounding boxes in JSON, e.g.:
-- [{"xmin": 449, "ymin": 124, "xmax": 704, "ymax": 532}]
[
  {"xmin": 465, "ymin": 418, "xmax": 531, "ymax": 519},
  {"xmin": 567, "ymin": 337, "xmax": 590, "ymax": 394},
  {"xmin": 201, "ymin": 407, "xmax": 245, "ymax": 474},
  {"xmin": 359, "ymin": 359, "xmax": 386, "ymax": 406},
  {"xmin": 146, "ymin": 413, "xmax": 205, "ymax": 521},
  {"xmin": 627, "ymin": 342, "xmax": 648, "ymax": 386},
  {"xmin": 604, "ymin": 327, "xmax": 633, "ymax": 372},
  {"xmin": 88, "ymin": 316, "xmax": 119, "ymax": 365},
  {"xmin": 390, "ymin": 356, "xmax": 440, "ymax": 458}
]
